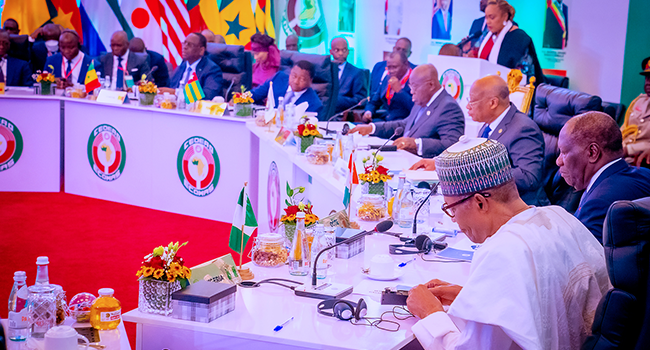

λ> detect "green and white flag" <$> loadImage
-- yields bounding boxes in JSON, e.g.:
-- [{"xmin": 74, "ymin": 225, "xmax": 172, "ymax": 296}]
[{"xmin": 228, "ymin": 184, "xmax": 258, "ymax": 254}]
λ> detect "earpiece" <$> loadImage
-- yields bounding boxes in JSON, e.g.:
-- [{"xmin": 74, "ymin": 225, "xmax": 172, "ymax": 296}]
[{"xmin": 318, "ymin": 298, "xmax": 367, "ymax": 321}]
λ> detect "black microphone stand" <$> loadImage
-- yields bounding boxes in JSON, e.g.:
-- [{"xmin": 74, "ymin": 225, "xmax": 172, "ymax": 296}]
[
  {"xmin": 324, "ymin": 97, "xmax": 370, "ymax": 135},
  {"xmin": 412, "ymin": 183, "xmax": 440, "ymax": 236}
]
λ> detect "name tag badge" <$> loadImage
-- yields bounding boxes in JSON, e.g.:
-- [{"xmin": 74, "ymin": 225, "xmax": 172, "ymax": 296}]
[{"xmin": 125, "ymin": 75, "xmax": 134, "ymax": 88}]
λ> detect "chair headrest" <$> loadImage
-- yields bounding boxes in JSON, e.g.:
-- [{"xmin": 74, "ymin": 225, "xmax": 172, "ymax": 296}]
[{"xmin": 533, "ymin": 83, "xmax": 603, "ymax": 135}]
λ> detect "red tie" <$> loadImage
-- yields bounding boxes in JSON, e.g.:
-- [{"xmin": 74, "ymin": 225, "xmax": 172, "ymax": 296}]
[{"xmin": 479, "ymin": 35, "xmax": 495, "ymax": 60}]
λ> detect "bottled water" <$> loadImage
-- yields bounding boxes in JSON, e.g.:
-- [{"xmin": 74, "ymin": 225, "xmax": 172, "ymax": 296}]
[
  {"xmin": 391, "ymin": 175, "xmax": 406, "ymax": 222},
  {"xmin": 35, "ymin": 256, "xmax": 50, "ymax": 285},
  {"xmin": 398, "ymin": 182, "xmax": 415, "ymax": 229},
  {"xmin": 8, "ymin": 271, "xmax": 29, "ymax": 341},
  {"xmin": 310, "ymin": 224, "xmax": 328, "ymax": 279},
  {"xmin": 288, "ymin": 213, "xmax": 309, "ymax": 276}
]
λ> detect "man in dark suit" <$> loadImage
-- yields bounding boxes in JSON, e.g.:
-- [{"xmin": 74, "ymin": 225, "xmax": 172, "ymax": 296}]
[
  {"xmin": 330, "ymin": 37, "xmax": 367, "ymax": 113},
  {"xmin": 431, "ymin": 0, "xmax": 452, "ymax": 40},
  {"xmin": 0, "ymin": 30, "xmax": 32, "ymax": 86},
  {"xmin": 2, "ymin": 19, "xmax": 19, "ymax": 35},
  {"xmin": 45, "ymin": 30, "xmax": 94, "ymax": 89},
  {"xmin": 351, "ymin": 64, "xmax": 463, "ymax": 158},
  {"xmin": 369, "ymin": 37, "xmax": 416, "ymax": 97},
  {"xmin": 160, "ymin": 33, "xmax": 222, "ymax": 100},
  {"xmin": 364, "ymin": 51, "xmax": 414, "ymax": 123},
  {"xmin": 98, "ymin": 31, "xmax": 150, "ymax": 90},
  {"xmin": 30, "ymin": 24, "xmax": 61, "ymax": 74},
  {"xmin": 543, "ymin": 0, "xmax": 568, "ymax": 49},
  {"xmin": 469, "ymin": 0, "xmax": 488, "ymax": 36},
  {"xmin": 250, "ymin": 60, "xmax": 324, "ymax": 119},
  {"xmin": 129, "ymin": 37, "xmax": 170, "ymax": 88},
  {"xmin": 558, "ymin": 111, "xmax": 650, "ymax": 242}
]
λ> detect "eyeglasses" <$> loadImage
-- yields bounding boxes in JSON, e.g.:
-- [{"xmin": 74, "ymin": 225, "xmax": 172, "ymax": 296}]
[
  {"xmin": 465, "ymin": 97, "xmax": 487, "ymax": 108},
  {"xmin": 441, "ymin": 192, "xmax": 491, "ymax": 218},
  {"xmin": 408, "ymin": 80, "xmax": 433, "ymax": 92}
]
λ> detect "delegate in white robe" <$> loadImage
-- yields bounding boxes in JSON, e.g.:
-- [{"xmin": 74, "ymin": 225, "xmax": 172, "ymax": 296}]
[{"xmin": 412, "ymin": 206, "xmax": 611, "ymax": 350}]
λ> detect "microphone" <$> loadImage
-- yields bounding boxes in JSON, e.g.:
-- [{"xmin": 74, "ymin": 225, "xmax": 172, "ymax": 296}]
[
  {"xmin": 371, "ymin": 127, "xmax": 404, "ymax": 152},
  {"xmin": 224, "ymin": 79, "xmax": 235, "ymax": 101},
  {"xmin": 311, "ymin": 221, "xmax": 393, "ymax": 286},
  {"xmin": 412, "ymin": 182, "xmax": 440, "ymax": 236},
  {"xmin": 458, "ymin": 30, "xmax": 483, "ymax": 48},
  {"xmin": 324, "ymin": 97, "xmax": 370, "ymax": 135},
  {"xmin": 145, "ymin": 65, "xmax": 158, "ymax": 81}
]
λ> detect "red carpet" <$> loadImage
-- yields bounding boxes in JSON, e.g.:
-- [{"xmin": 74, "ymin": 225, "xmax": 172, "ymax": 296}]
[{"xmin": 0, "ymin": 192, "xmax": 247, "ymax": 349}]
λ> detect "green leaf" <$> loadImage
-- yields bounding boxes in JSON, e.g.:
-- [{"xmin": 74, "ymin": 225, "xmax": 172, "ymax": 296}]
[
  {"xmin": 288, "ymin": 188, "xmax": 294, "ymax": 197},
  {"xmin": 286, "ymin": 182, "xmax": 291, "ymax": 196},
  {"xmin": 285, "ymin": 199, "xmax": 291, "ymax": 207}
]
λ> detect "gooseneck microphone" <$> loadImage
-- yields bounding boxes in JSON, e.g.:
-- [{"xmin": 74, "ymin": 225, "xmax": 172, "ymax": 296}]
[
  {"xmin": 324, "ymin": 97, "xmax": 370, "ymax": 135},
  {"xmin": 373, "ymin": 126, "xmax": 404, "ymax": 152},
  {"xmin": 145, "ymin": 65, "xmax": 158, "ymax": 81},
  {"xmin": 412, "ymin": 182, "xmax": 440, "ymax": 236},
  {"xmin": 311, "ymin": 220, "xmax": 393, "ymax": 286}
]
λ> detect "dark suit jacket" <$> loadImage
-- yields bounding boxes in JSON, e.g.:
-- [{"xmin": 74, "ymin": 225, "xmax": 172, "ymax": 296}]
[
  {"xmin": 336, "ymin": 62, "xmax": 367, "ymax": 113},
  {"xmin": 478, "ymin": 103, "xmax": 547, "ymax": 206},
  {"xmin": 496, "ymin": 29, "xmax": 544, "ymax": 84},
  {"xmin": 369, "ymin": 60, "xmax": 416, "ymax": 98},
  {"xmin": 44, "ymin": 53, "xmax": 94, "ymax": 85},
  {"xmin": 469, "ymin": 16, "xmax": 485, "ymax": 36},
  {"xmin": 373, "ymin": 89, "xmax": 464, "ymax": 158},
  {"xmin": 365, "ymin": 74, "xmax": 414, "ymax": 122},
  {"xmin": 30, "ymin": 40, "xmax": 53, "ymax": 74},
  {"xmin": 543, "ymin": 2, "xmax": 568, "ymax": 49},
  {"xmin": 4, "ymin": 57, "xmax": 33, "ymax": 86},
  {"xmin": 575, "ymin": 159, "xmax": 650, "ymax": 242},
  {"xmin": 98, "ymin": 51, "xmax": 150, "ymax": 85},
  {"xmin": 251, "ymin": 70, "xmax": 324, "ymax": 118},
  {"xmin": 431, "ymin": 10, "xmax": 452, "ymax": 40},
  {"xmin": 170, "ymin": 56, "xmax": 223, "ymax": 100},
  {"xmin": 147, "ymin": 49, "xmax": 170, "ymax": 88}
]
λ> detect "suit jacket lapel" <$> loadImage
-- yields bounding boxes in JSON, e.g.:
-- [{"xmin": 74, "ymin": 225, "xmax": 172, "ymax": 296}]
[
  {"xmin": 195, "ymin": 57, "xmax": 206, "ymax": 80},
  {"xmin": 583, "ymin": 159, "xmax": 628, "ymax": 203},
  {"xmin": 104, "ymin": 55, "xmax": 113, "ymax": 79},
  {"xmin": 339, "ymin": 63, "xmax": 352, "ymax": 89},
  {"xmin": 490, "ymin": 103, "xmax": 517, "ymax": 141},
  {"xmin": 409, "ymin": 90, "xmax": 445, "ymax": 136},
  {"xmin": 126, "ymin": 52, "xmax": 135, "ymax": 73}
]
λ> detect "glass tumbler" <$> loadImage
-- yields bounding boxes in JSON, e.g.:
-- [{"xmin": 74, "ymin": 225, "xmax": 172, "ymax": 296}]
[{"xmin": 27, "ymin": 284, "xmax": 56, "ymax": 338}]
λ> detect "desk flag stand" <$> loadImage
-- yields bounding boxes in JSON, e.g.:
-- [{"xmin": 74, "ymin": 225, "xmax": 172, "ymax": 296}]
[{"xmin": 228, "ymin": 182, "xmax": 258, "ymax": 280}]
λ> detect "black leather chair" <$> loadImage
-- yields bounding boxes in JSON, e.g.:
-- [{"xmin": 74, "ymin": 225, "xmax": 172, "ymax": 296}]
[
  {"xmin": 533, "ymin": 83, "xmax": 603, "ymax": 212},
  {"xmin": 206, "ymin": 43, "xmax": 252, "ymax": 100},
  {"xmin": 602, "ymin": 102, "xmax": 627, "ymax": 126},
  {"xmin": 9, "ymin": 34, "xmax": 31, "ymax": 62},
  {"xmin": 279, "ymin": 50, "xmax": 338, "ymax": 120},
  {"xmin": 582, "ymin": 197, "xmax": 650, "ymax": 350},
  {"xmin": 544, "ymin": 74, "xmax": 570, "ymax": 88}
]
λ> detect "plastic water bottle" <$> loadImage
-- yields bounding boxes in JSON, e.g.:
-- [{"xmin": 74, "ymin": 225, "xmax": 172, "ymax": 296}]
[
  {"xmin": 398, "ymin": 182, "xmax": 415, "ymax": 229},
  {"xmin": 104, "ymin": 76, "xmax": 111, "ymax": 90},
  {"xmin": 277, "ymin": 96, "xmax": 285, "ymax": 127},
  {"xmin": 310, "ymin": 224, "xmax": 328, "ymax": 279},
  {"xmin": 35, "ymin": 256, "xmax": 50, "ymax": 285},
  {"xmin": 288, "ymin": 212, "xmax": 309, "ymax": 276},
  {"xmin": 324, "ymin": 226, "xmax": 337, "ymax": 261},
  {"xmin": 391, "ymin": 175, "xmax": 406, "ymax": 222},
  {"xmin": 8, "ymin": 271, "xmax": 29, "ymax": 341}
]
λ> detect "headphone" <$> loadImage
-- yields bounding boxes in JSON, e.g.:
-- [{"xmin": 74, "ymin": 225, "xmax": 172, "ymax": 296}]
[
  {"xmin": 317, "ymin": 298, "xmax": 367, "ymax": 321},
  {"xmin": 61, "ymin": 29, "xmax": 82, "ymax": 49},
  {"xmin": 389, "ymin": 235, "xmax": 447, "ymax": 255}
]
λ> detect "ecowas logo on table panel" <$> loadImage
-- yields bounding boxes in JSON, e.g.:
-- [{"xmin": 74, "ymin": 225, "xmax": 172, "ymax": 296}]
[
  {"xmin": 87, "ymin": 124, "xmax": 126, "ymax": 181},
  {"xmin": 440, "ymin": 69, "xmax": 464, "ymax": 102},
  {"xmin": 177, "ymin": 136, "xmax": 220, "ymax": 197},
  {"xmin": 0, "ymin": 117, "xmax": 23, "ymax": 172}
]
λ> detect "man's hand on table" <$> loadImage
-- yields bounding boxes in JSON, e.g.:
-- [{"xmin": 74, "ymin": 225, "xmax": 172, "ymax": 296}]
[
  {"xmin": 407, "ymin": 284, "xmax": 444, "ymax": 319},
  {"xmin": 425, "ymin": 279, "xmax": 462, "ymax": 306},
  {"xmin": 362, "ymin": 111, "xmax": 373, "ymax": 123},
  {"xmin": 410, "ymin": 159, "xmax": 436, "ymax": 171},
  {"xmin": 394, "ymin": 137, "xmax": 417, "ymax": 154},
  {"xmin": 350, "ymin": 124, "xmax": 373, "ymax": 136},
  {"xmin": 55, "ymin": 78, "xmax": 73, "ymax": 90}
]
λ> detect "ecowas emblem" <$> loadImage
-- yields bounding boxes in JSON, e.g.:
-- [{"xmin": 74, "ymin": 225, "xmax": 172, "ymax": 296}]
[
  {"xmin": 440, "ymin": 69, "xmax": 464, "ymax": 102},
  {"xmin": 177, "ymin": 136, "xmax": 220, "ymax": 197},
  {"xmin": 0, "ymin": 117, "xmax": 23, "ymax": 172},
  {"xmin": 87, "ymin": 124, "xmax": 126, "ymax": 181}
]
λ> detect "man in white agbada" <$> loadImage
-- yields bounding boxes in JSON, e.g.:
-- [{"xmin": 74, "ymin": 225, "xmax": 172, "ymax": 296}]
[{"xmin": 407, "ymin": 137, "xmax": 610, "ymax": 349}]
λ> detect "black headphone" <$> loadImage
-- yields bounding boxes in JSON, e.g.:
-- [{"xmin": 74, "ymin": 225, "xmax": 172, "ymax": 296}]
[
  {"xmin": 389, "ymin": 235, "xmax": 447, "ymax": 255},
  {"xmin": 61, "ymin": 29, "xmax": 82, "ymax": 49},
  {"xmin": 317, "ymin": 298, "xmax": 367, "ymax": 321}
]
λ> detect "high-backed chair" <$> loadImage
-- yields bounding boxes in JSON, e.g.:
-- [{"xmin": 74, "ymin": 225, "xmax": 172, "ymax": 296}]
[
  {"xmin": 279, "ymin": 50, "xmax": 338, "ymax": 120},
  {"xmin": 206, "ymin": 43, "xmax": 252, "ymax": 100},
  {"xmin": 9, "ymin": 34, "xmax": 31, "ymax": 62},
  {"xmin": 582, "ymin": 197, "xmax": 650, "ymax": 350},
  {"xmin": 533, "ymin": 83, "xmax": 603, "ymax": 212},
  {"xmin": 602, "ymin": 102, "xmax": 627, "ymax": 126},
  {"xmin": 544, "ymin": 74, "xmax": 570, "ymax": 88}
]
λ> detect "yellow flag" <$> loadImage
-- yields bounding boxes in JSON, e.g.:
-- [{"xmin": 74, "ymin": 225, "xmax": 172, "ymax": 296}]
[
  {"xmin": 1, "ymin": 0, "xmax": 51, "ymax": 35},
  {"xmin": 254, "ymin": 0, "xmax": 275, "ymax": 38},
  {"xmin": 218, "ymin": 0, "xmax": 256, "ymax": 46},
  {"xmin": 199, "ymin": 0, "xmax": 222, "ymax": 35}
]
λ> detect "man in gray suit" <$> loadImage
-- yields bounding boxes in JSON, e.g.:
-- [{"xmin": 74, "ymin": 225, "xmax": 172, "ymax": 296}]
[
  {"xmin": 350, "ymin": 64, "xmax": 464, "ymax": 158},
  {"xmin": 412, "ymin": 75, "xmax": 547, "ymax": 205},
  {"xmin": 98, "ymin": 31, "xmax": 150, "ymax": 90}
]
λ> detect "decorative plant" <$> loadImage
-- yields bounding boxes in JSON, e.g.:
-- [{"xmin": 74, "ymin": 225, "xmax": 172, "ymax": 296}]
[
  {"xmin": 280, "ymin": 182, "xmax": 318, "ymax": 226},
  {"xmin": 137, "ymin": 241, "xmax": 192, "ymax": 288},
  {"xmin": 34, "ymin": 70, "xmax": 55, "ymax": 84},
  {"xmin": 359, "ymin": 152, "xmax": 392, "ymax": 184},
  {"xmin": 232, "ymin": 86, "xmax": 254, "ymax": 104},
  {"xmin": 294, "ymin": 118, "xmax": 322, "ymax": 153},
  {"xmin": 138, "ymin": 80, "xmax": 158, "ymax": 94}
]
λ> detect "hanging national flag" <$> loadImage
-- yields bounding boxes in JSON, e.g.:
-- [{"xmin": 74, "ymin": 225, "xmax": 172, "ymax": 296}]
[
  {"xmin": 255, "ymin": 0, "xmax": 275, "ymax": 38},
  {"xmin": 49, "ymin": 0, "xmax": 84, "ymax": 41},
  {"xmin": 184, "ymin": 72, "xmax": 205, "ymax": 104},
  {"xmin": 0, "ymin": 0, "xmax": 51, "ymax": 36},
  {"xmin": 343, "ymin": 151, "xmax": 359, "ymax": 209},
  {"xmin": 281, "ymin": 0, "xmax": 327, "ymax": 49},
  {"xmin": 218, "ymin": 0, "xmax": 256, "ymax": 46},
  {"xmin": 228, "ymin": 184, "xmax": 258, "ymax": 254},
  {"xmin": 84, "ymin": 60, "xmax": 101, "ymax": 92}
]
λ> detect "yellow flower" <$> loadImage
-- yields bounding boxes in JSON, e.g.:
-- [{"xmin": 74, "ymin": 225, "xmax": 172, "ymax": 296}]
[
  {"xmin": 36, "ymin": 76, "xmax": 42, "ymax": 82},
  {"xmin": 136, "ymin": 268, "xmax": 145, "ymax": 277},
  {"xmin": 166, "ymin": 271, "xmax": 176, "ymax": 283},
  {"xmin": 381, "ymin": 175, "xmax": 390, "ymax": 182},
  {"xmin": 142, "ymin": 266, "xmax": 154, "ymax": 277},
  {"xmin": 370, "ymin": 170, "xmax": 379, "ymax": 177},
  {"xmin": 310, "ymin": 130, "xmax": 319, "ymax": 136},
  {"xmin": 152, "ymin": 269, "xmax": 165, "ymax": 279},
  {"xmin": 371, "ymin": 175, "xmax": 380, "ymax": 183},
  {"xmin": 170, "ymin": 262, "xmax": 182, "ymax": 274},
  {"xmin": 183, "ymin": 266, "xmax": 192, "ymax": 279}
]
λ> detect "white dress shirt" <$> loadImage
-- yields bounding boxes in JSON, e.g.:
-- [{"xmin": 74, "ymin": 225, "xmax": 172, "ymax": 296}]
[
  {"xmin": 481, "ymin": 105, "xmax": 511, "ymax": 138},
  {"xmin": 284, "ymin": 86, "xmax": 306, "ymax": 106},
  {"xmin": 338, "ymin": 61, "xmax": 346, "ymax": 80},
  {"xmin": 0, "ymin": 57, "xmax": 6, "ymax": 82},
  {"xmin": 62, "ymin": 51, "xmax": 85, "ymax": 85},
  {"xmin": 110, "ymin": 50, "xmax": 130, "ymax": 90}
]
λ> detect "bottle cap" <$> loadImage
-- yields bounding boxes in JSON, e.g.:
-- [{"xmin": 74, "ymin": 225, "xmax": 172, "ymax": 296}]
[
  {"xmin": 36, "ymin": 256, "xmax": 49, "ymax": 265},
  {"xmin": 13, "ymin": 271, "xmax": 26, "ymax": 281},
  {"xmin": 296, "ymin": 212, "xmax": 306, "ymax": 218},
  {"xmin": 98, "ymin": 288, "xmax": 114, "ymax": 296}
]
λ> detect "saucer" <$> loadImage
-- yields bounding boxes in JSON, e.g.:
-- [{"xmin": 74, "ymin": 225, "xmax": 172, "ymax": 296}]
[{"xmin": 363, "ymin": 268, "xmax": 404, "ymax": 281}]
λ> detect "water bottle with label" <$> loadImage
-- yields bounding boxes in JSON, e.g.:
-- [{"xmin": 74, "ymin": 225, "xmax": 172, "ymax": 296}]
[
  {"xmin": 310, "ymin": 224, "xmax": 328, "ymax": 279},
  {"xmin": 288, "ymin": 212, "xmax": 309, "ymax": 276},
  {"xmin": 8, "ymin": 271, "xmax": 29, "ymax": 341},
  {"xmin": 398, "ymin": 182, "xmax": 415, "ymax": 229},
  {"xmin": 89, "ymin": 288, "xmax": 121, "ymax": 330},
  {"xmin": 104, "ymin": 76, "xmax": 111, "ymax": 90},
  {"xmin": 391, "ymin": 175, "xmax": 406, "ymax": 221}
]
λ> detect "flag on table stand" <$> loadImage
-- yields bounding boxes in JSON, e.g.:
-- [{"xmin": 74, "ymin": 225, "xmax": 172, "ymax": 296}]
[
  {"xmin": 84, "ymin": 60, "xmax": 101, "ymax": 92},
  {"xmin": 264, "ymin": 81, "xmax": 275, "ymax": 123},
  {"xmin": 228, "ymin": 183, "xmax": 258, "ymax": 269},
  {"xmin": 343, "ymin": 151, "xmax": 359, "ymax": 211},
  {"xmin": 184, "ymin": 72, "xmax": 205, "ymax": 104}
]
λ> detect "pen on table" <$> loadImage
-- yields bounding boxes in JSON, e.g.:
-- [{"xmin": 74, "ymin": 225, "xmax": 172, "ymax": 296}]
[
  {"xmin": 274, "ymin": 316, "xmax": 294, "ymax": 332},
  {"xmin": 398, "ymin": 257, "xmax": 416, "ymax": 268}
]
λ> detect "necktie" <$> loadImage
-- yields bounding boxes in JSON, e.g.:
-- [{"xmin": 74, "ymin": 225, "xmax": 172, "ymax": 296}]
[
  {"xmin": 338, "ymin": 63, "xmax": 344, "ymax": 80},
  {"xmin": 480, "ymin": 124, "xmax": 492, "ymax": 138},
  {"xmin": 0, "ymin": 58, "xmax": 5, "ymax": 83},
  {"xmin": 116, "ymin": 56, "xmax": 124, "ymax": 89},
  {"xmin": 182, "ymin": 66, "xmax": 192, "ymax": 86},
  {"xmin": 65, "ymin": 60, "xmax": 72, "ymax": 78},
  {"xmin": 479, "ymin": 35, "xmax": 495, "ymax": 60},
  {"xmin": 404, "ymin": 107, "xmax": 426, "ymax": 137},
  {"xmin": 284, "ymin": 90, "xmax": 294, "ymax": 107}
]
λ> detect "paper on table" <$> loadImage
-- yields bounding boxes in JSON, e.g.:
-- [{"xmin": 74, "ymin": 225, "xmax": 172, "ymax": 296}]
[
  {"xmin": 294, "ymin": 101, "xmax": 309, "ymax": 121},
  {"xmin": 404, "ymin": 169, "xmax": 439, "ymax": 181}
]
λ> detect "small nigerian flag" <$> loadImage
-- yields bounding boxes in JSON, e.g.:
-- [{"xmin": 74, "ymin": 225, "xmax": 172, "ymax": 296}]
[
  {"xmin": 343, "ymin": 151, "xmax": 359, "ymax": 209},
  {"xmin": 184, "ymin": 72, "xmax": 205, "ymax": 104},
  {"xmin": 228, "ymin": 184, "xmax": 258, "ymax": 254},
  {"xmin": 84, "ymin": 60, "xmax": 100, "ymax": 92}
]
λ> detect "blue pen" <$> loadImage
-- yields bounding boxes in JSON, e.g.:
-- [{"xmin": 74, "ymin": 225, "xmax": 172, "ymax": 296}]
[
  {"xmin": 398, "ymin": 257, "xmax": 416, "ymax": 268},
  {"xmin": 274, "ymin": 316, "xmax": 294, "ymax": 332}
]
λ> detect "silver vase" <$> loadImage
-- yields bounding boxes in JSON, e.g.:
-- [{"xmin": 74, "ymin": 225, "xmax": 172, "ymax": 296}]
[{"xmin": 138, "ymin": 279, "xmax": 181, "ymax": 316}]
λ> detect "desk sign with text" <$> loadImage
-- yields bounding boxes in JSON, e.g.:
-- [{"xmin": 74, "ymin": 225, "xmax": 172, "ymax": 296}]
[
  {"xmin": 96, "ymin": 90, "xmax": 127, "ymax": 105},
  {"xmin": 274, "ymin": 127, "xmax": 292, "ymax": 145},
  {"xmin": 195, "ymin": 101, "xmax": 227, "ymax": 117}
]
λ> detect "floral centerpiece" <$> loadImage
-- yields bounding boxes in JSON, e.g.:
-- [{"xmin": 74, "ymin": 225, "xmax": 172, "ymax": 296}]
[
  {"xmin": 295, "ymin": 118, "xmax": 322, "ymax": 153},
  {"xmin": 138, "ymin": 78, "xmax": 158, "ymax": 106},
  {"xmin": 280, "ymin": 182, "xmax": 319, "ymax": 242},
  {"xmin": 233, "ymin": 86, "xmax": 254, "ymax": 117},
  {"xmin": 137, "ymin": 241, "xmax": 191, "ymax": 316},
  {"xmin": 359, "ymin": 152, "xmax": 392, "ymax": 196},
  {"xmin": 34, "ymin": 69, "xmax": 55, "ymax": 95}
]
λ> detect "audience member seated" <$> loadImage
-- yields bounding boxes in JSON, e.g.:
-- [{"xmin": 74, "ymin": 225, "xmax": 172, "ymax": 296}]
[
  {"xmin": 351, "ymin": 64, "xmax": 463, "ymax": 158},
  {"xmin": 160, "ymin": 33, "xmax": 223, "ymax": 101},
  {"xmin": 557, "ymin": 111, "xmax": 650, "ymax": 242},
  {"xmin": 250, "ymin": 60, "xmax": 323, "ymax": 117},
  {"xmin": 478, "ymin": 0, "xmax": 543, "ymax": 84},
  {"xmin": 30, "ymin": 24, "xmax": 61, "ymax": 73},
  {"xmin": 250, "ymin": 33, "xmax": 280, "ymax": 88},
  {"xmin": 363, "ymin": 51, "xmax": 414, "ymax": 123},
  {"xmin": 214, "ymin": 34, "xmax": 226, "ymax": 44},
  {"xmin": 2, "ymin": 18, "xmax": 19, "ymax": 35},
  {"xmin": 621, "ymin": 56, "xmax": 650, "ymax": 164},
  {"xmin": 98, "ymin": 31, "xmax": 150, "ymax": 90},
  {"xmin": 330, "ymin": 37, "xmax": 367, "ymax": 113},
  {"xmin": 438, "ymin": 43, "xmax": 462, "ymax": 57},
  {"xmin": 370, "ymin": 37, "xmax": 416, "ymax": 97},
  {"xmin": 45, "ymin": 30, "xmax": 93, "ymax": 89},
  {"xmin": 201, "ymin": 29, "xmax": 216, "ymax": 43},
  {"xmin": 0, "ymin": 30, "xmax": 32, "ymax": 86},
  {"xmin": 285, "ymin": 34, "xmax": 300, "ymax": 51},
  {"xmin": 129, "ymin": 37, "xmax": 170, "ymax": 87},
  {"xmin": 406, "ymin": 138, "xmax": 609, "ymax": 349}
]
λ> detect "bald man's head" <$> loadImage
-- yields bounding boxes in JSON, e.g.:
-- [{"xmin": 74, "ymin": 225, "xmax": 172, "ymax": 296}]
[
  {"xmin": 110, "ymin": 31, "xmax": 129, "ymax": 56},
  {"xmin": 59, "ymin": 31, "xmax": 80, "ymax": 61},
  {"xmin": 129, "ymin": 37, "xmax": 146, "ymax": 53},
  {"xmin": 201, "ymin": 29, "xmax": 216, "ymax": 43},
  {"xmin": 467, "ymin": 75, "xmax": 510, "ymax": 123},
  {"xmin": 330, "ymin": 37, "xmax": 349, "ymax": 64},
  {"xmin": 409, "ymin": 64, "xmax": 442, "ymax": 106},
  {"xmin": 42, "ymin": 23, "xmax": 61, "ymax": 41},
  {"xmin": 286, "ymin": 34, "xmax": 299, "ymax": 51}
]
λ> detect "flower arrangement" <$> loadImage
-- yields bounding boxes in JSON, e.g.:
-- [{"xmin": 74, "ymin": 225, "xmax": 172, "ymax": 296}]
[
  {"xmin": 233, "ymin": 86, "xmax": 254, "ymax": 117},
  {"xmin": 33, "ymin": 68, "xmax": 56, "ymax": 95},
  {"xmin": 138, "ymin": 80, "xmax": 158, "ymax": 106},
  {"xmin": 359, "ymin": 152, "xmax": 392, "ymax": 196},
  {"xmin": 137, "ymin": 241, "xmax": 191, "ymax": 288},
  {"xmin": 295, "ymin": 118, "xmax": 322, "ymax": 153},
  {"xmin": 280, "ymin": 182, "xmax": 319, "ymax": 241}
]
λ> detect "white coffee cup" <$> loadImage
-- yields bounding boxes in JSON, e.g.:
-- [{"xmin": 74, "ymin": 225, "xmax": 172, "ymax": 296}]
[
  {"xmin": 370, "ymin": 254, "xmax": 395, "ymax": 277},
  {"xmin": 44, "ymin": 326, "xmax": 89, "ymax": 350}
]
